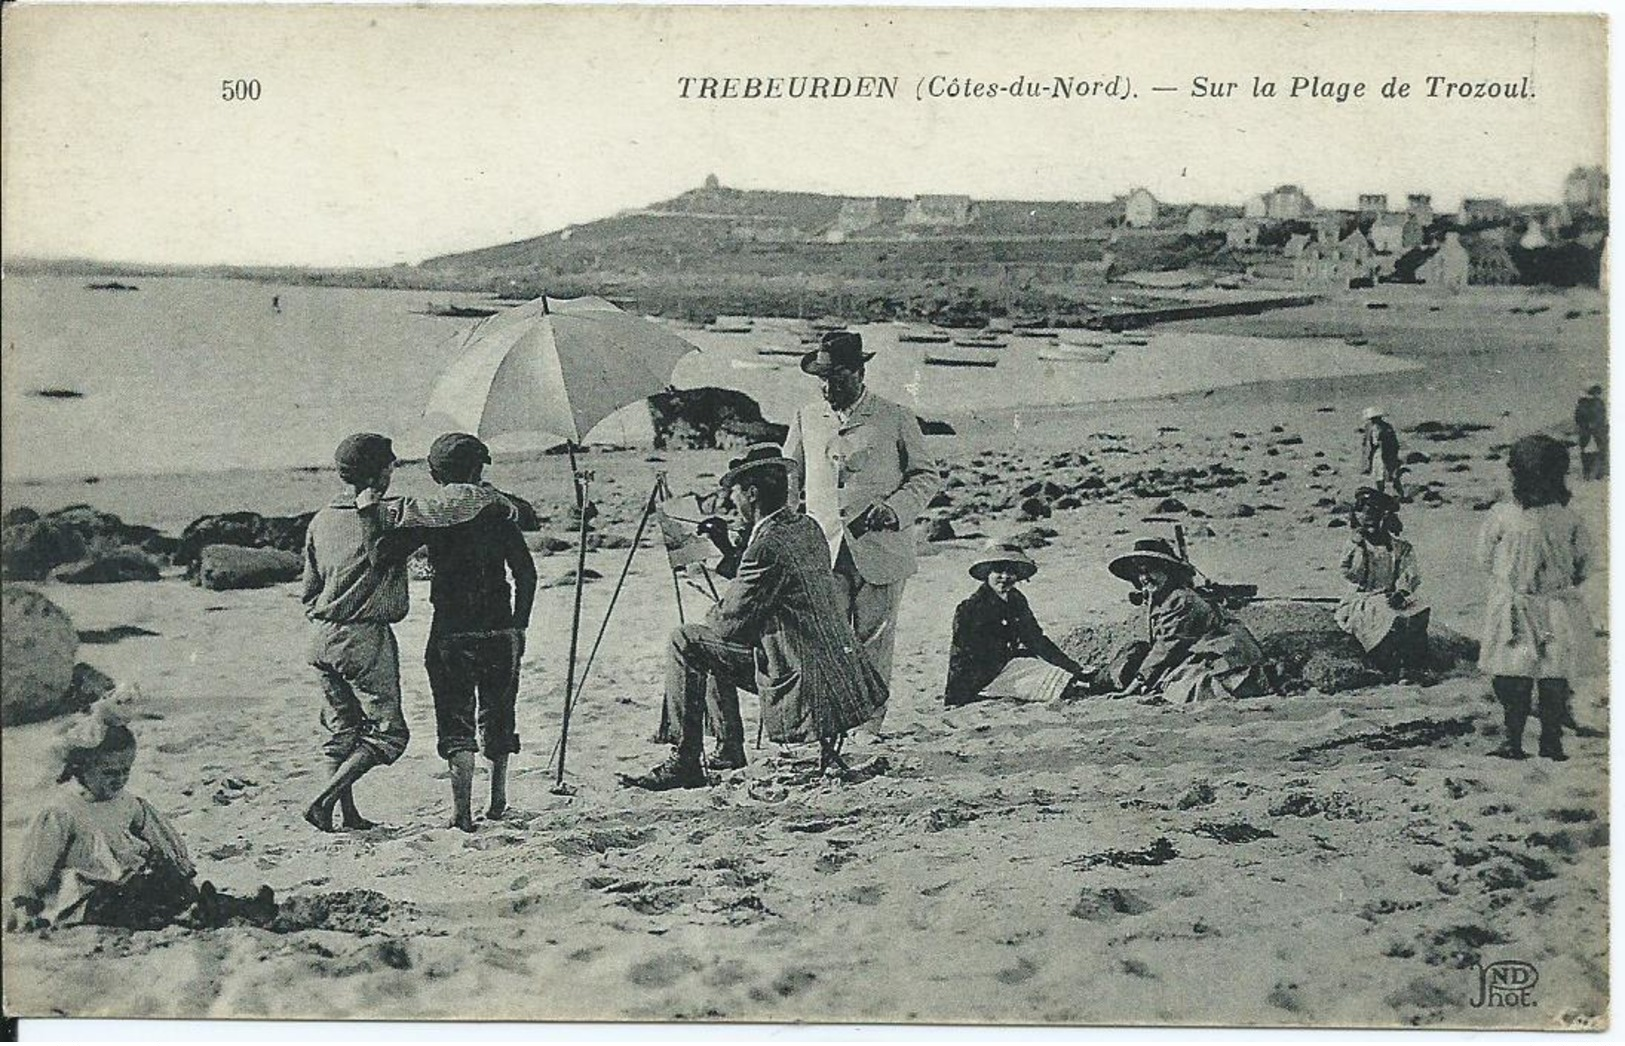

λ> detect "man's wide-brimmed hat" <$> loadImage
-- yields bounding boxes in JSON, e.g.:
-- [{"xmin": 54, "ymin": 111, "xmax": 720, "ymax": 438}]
[
  {"xmin": 721, "ymin": 443, "xmax": 796, "ymax": 488},
  {"xmin": 1353, "ymin": 486, "xmax": 1400, "ymax": 514},
  {"xmin": 1362, "ymin": 406, "xmax": 1385, "ymax": 421},
  {"xmin": 1108, "ymin": 537, "xmax": 1195, "ymax": 583},
  {"xmin": 801, "ymin": 330, "xmax": 875, "ymax": 375},
  {"xmin": 969, "ymin": 542, "xmax": 1038, "ymax": 583}
]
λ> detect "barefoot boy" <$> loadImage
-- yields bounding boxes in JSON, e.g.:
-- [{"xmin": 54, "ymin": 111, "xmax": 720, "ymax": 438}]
[
  {"xmin": 393, "ymin": 433, "xmax": 537, "ymax": 831},
  {"xmin": 300, "ymin": 432, "xmax": 514, "ymax": 832}
]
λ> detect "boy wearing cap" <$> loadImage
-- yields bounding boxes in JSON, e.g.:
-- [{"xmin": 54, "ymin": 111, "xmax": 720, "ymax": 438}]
[
  {"xmin": 389, "ymin": 432, "xmax": 536, "ymax": 832},
  {"xmin": 625, "ymin": 444, "xmax": 885, "ymax": 790},
  {"xmin": 945, "ymin": 542, "xmax": 1090, "ymax": 706},
  {"xmin": 300, "ymin": 433, "xmax": 517, "ymax": 833},
  {"xmin": 785, "ymin": 330, "xmax": 941, "ymax": 734},
  {"xmin": 1574, "ymin": 384, "xmax": 1607, "ymax": 480},
  {"xmin": 1360, "ymin": 407, "xmax": 1405, "ymax": 499}
]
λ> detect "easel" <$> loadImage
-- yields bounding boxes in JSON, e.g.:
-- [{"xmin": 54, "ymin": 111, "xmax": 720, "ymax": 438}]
[{"xmin": 548, "ymin": 470, "xmax": 723, "ymax": 789}]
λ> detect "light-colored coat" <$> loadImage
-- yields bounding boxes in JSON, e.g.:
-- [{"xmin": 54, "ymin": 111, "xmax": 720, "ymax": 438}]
[
  {"xmin": 784, "ymin": 390, "xmax": 941, "ymax": 585},
  {"xmin": 707, "ymin": 510, "xmax": 886, "ymax": 742}
]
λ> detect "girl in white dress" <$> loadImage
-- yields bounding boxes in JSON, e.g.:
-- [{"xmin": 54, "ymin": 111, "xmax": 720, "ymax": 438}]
[
  {"xmin": 1477, "ymin": 435, "xmax": 1597, "ymax": 761},
  {"xmin": 6, "ymin": 702, "xmax": 197, "ymax": 930}
]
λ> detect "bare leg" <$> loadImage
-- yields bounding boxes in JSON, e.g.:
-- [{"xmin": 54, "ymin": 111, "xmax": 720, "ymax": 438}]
[
  {"xmin": 448, "ymin": 751, "xmax": 476, "ymax": 832},
  {"xmin": 486, "ymin": 754, "xmax": 509, "ymax": 820},
  {"xmin": 324, "ymin": 758, "xmax": 377, "ymax": 830},
  {"xmin": 306, "ymin": 749, "xmax": 379, "ymax": 832}
]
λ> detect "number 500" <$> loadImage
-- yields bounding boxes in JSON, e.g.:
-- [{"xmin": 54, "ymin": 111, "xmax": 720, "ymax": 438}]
[{"xmin": 221, "ymin": 79, "xmax": 262, "ymax": 101}]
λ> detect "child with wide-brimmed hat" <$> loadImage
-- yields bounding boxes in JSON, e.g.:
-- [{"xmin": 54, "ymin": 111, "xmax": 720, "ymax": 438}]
[
  {"xmin": 1105, "ymin": 536, "xmax": 1268, "ymax": 704},
  {"xmin": 944, "ymin": 541, "xmax": 1090, "ymax": 706}
]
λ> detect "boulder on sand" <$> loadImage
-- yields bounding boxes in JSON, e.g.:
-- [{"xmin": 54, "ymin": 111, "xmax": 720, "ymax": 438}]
[
  {"xmin": 2, "ymin": 518, "xmax": 89, "ymax": 580},
  {"xmin": 194, "ymin": 545, "xmax": 304, "ymax": 591},
  {"xmin": 175, "ymin": 511, "xmax": 316, "ymax": 573},
  {"xmin": 647, "ymin": 387, "xmax": 789, "ymax": 450},
  {"xmin": 1, "ymin": 584, "xmax": 80, "ymax": 725},
  {"xmin": 1060, "ymin": 600, "xmax": 1478, "ymax": 695},
  {"xmin": 50, "ymin": 547, "xmax": 164, "ymax": 584}
]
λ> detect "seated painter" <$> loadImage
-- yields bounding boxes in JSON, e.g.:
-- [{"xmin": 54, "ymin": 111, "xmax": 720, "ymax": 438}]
[
  {"xmin": 944, "ymin": 542, "xmax": 1091, "ymax": 707},
  {"xmin": 1105, "ymin": 537, "xmax": 1269, "ymax": 704},
  {"xmin": 1335, "ymin": 487, "xmax": 1430, "ymax": 681}
]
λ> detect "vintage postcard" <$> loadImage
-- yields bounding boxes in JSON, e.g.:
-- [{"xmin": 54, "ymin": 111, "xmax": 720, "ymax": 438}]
[{"xmin": 0, "ymin": 3, "xmax": 1610, "ymax": 1033}]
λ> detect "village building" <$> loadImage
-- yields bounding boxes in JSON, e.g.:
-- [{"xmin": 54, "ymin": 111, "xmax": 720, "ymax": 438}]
[
  {"xmin": 1358, "ymin": 193, "xmax": 1389, "ymax": 217},
  {"xmin": 1519, "ymin": 219, "xmax": 1551, "ymax": 250},
  {"xmin": 1185, "ymin": 205, "xmax": 1213, "ymax": 235},
  {"xmin": 1243, "ymin": 195, "xmax": 1268, "ymax": 219},
  {"xmin": 1225, "ymin": 217, "xmax": 1262, "ymax": 249},
  {"xmin": 1564, "ymin": 165, "xmax": 1608, "ymax": 216},
  {"xmin": 1123, "ymin": 188, "xmax": 1160, "ymax": 228},
  {"xmin": 1292, "ymin": 229, "xmax": 1376, "ymax": 287},
  {"xmin": 1311, "ymin": 212, "xmax": 1347, "ymax": 244},
  {"xmin": 1405, "ymin": 193, "xmax": 1434, "ymax": 226},
  {"xmin": 826, "ymin": 197, "xmax": 884, "ymax": 242},
  {"xmin": 1459, "ymin": 197, "xmax": 1508, "ymax": 224},
  {"xmin": 1261, "ymin": 184, "xmax": 1314, "ymax": 220},
  {"xmin": 903, "ymin": 194, "xmax": 977, "ymax": 227},
  {"xmin": 1416, "ymin": 231, "xmax": 1470, "ymax": 290},
  {"xmin": 1283, "ymin": 232, "xmax": 1312, "ymax": 258},
  {"xmin": 1370, "ymin": 212, "xmax": 1423, "ymax": 255}
]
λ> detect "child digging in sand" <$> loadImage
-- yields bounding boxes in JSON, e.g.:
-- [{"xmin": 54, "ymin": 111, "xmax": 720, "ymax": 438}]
[
  {"xmin": 1335, "ymin": 487, "xmax": 1431, "ymax": 682},
  {"xmin": 1477, "ymin": 434, "xmax": 1597, "ymax": 762},
  {"xmin": 6, "ymin": 702, "xmax": 271, "ymax": 931}
]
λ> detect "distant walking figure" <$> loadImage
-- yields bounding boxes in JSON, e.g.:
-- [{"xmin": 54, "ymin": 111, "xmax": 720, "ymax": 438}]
[
  {"xmin": 272, "ymin": 295, "xmax": 281, "ymax": 313},
  {"xmin": 1574, "ymin": 384, "xmax": 1607, "ymax": 480},
  {"xmin": 1360, "ymin": 406, "xmax": 1405, "ymax": 499}
]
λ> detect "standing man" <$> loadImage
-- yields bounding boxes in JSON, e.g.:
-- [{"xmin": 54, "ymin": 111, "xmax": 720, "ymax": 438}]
[
  {"xmin": 1575, "ymin": 384, "xmax": 1608, "ymax": 480},
  {"xmin": 1360, "ymin": 406, "xmax": 1405, "ymax": 499},
  {"xmin": 386, "ymin": 433, "xmax": 537, "ymax": 833},
  {"xmin": 785, "ymin": 331, "xmax": 941, "ymax": 733},
  {"xmin": 624, "ymin": 444, "xmax": 886, "ymax": 790},
  {"xmin": 300, "ymin": 433, "xmax": 515, "ymax": 832}
]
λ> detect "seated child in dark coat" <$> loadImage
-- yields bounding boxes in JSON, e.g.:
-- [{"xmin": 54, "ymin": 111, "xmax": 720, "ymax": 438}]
[{"xmin": 945, "ymin": 543, "xmax": 1089, "ymax": 707}]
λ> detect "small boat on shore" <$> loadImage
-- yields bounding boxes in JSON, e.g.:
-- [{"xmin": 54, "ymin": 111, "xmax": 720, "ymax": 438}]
[
  {"xmin": 705, "ymin": 323, "xmax": 754, "ymax": 334},
  {"xmin": 898, "ymin": 330, "xmax": 951, "ymax": 344},
  {"xmin": 810, "ymin": 317, "xmax": 847, "ymax": 332},
  {"xmin": 85, "ymin": 281, "xmax": 138, "ymax": 292},
  {"xmin": 925, "ymin": 345, "xmax": 1001, "ymax": 368},
  {"xmin": 757, "ymin": 344, "xmax": 807, "ymax": 357},
  {"xmin": 731, "ymin": 358, "xmax": 782, "ymax": 371},
  {"xmin": 1011, "ymin": 328, "xmax": 1060, "ymax": 340},
  {"xmin": 951, "ymin": 334, "xmax": 1008, "ymax": 349},
  {"xmin": 416, "ymin": 303, "xmax": 500, "ymax": 319},
  {"xmin": 1039, "ymin": 344, "xmax": 1114, "ymax": 363}
]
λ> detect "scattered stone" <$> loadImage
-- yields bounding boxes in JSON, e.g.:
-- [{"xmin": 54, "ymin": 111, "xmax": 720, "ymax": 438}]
[
  {"xmin": 924, "ymin": 518, "xmax": 956, "ymax": 542},
  {"xmin": 50, "ymin": 547, "xmax": 164, "ymax": 584},
  {"xmin": 1017, "ymin": 498, "xmax": 1053, "ymax": 521},
  {"xmin": 176, "ymin": 511, "xmax": 315, "ymax": 572},
  {"xmin": 1154, "ymin": 497, "xmax": 1187, "ymax": 513},
  {"xmin": 194, "ymin": 545, "xmax": 303, "ymax": 591},
  {"xmin": 647, "ymin": 387, "xmax": 787, "ymax": 450},
  {"xmin": 525, "ymin": 533, "xmax": 573, "ymax": 554},
  {"xmin": 1070, "ymin": 887, "xmax": 1152, "ymax": 920},
  {"xmin": 1, "ymin": 585, "xmax": 80, "ymax": 726}
]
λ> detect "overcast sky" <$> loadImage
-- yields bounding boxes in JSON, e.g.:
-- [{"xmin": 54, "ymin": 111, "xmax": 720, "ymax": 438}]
[{"xmin": 1, "ymin": 6, "xmax": 1607, "ymax": 267}]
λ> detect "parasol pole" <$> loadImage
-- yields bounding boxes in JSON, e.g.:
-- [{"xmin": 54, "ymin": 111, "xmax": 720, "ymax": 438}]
[{"xmin": 555, "ymin": 439, "xmax": 590, "ymax": 794}]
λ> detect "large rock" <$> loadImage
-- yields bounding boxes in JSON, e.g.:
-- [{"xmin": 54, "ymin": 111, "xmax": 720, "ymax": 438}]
[
  {"xmin": 1060, "ymin": 599, "xmax": 1479, "ymax": 695},
  {"xmin": 1, "ymin": 585, "xmax": 80, "ymax": 725},
  {"xmin": 175, "ymin": 511, "xmax": 315, "ymax": 573},
  {"xmin": 194, "ymin": 545, "xmax": 303, "ymax": 591},
  {"xmin": 49, "ymin": 547, "xmax": 164, "ymax": 584},
  {"xmin": 2, "ymin": 518, "xmax": 89, "ymax": 580},
  {"xmin": 647, "ymin": 387, "xmax": 788, "ymax": 450}
]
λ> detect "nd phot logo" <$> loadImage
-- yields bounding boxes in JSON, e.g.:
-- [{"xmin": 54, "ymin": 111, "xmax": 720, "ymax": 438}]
[{"xmin": 1470, "ymin": 960, "xmax": 1539, "ymax": 1008}]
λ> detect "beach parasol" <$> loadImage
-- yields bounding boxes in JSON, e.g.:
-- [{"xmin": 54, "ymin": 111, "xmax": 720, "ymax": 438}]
[{"xmin": 425, "ymin": 294, "xmax": 699, "ymax": 792}]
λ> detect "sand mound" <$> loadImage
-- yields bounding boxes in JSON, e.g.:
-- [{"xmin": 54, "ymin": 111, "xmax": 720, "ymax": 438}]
[{"xmin": 1060, "ymin": 600, "xmax": 1479, "ymax": 694}]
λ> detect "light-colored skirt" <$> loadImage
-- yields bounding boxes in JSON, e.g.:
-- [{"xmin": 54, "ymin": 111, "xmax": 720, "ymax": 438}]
[
  {"xmin": 1335, "ymin": 592, "xmax": 1429, "ymax": 653},
  {"xmin": 980, "ymin": 658, "xmax": 1073, "ymax": 704},
  {"xmin": 1479, "ymin": 589, "xmax": 1599, "ymax": 679}
]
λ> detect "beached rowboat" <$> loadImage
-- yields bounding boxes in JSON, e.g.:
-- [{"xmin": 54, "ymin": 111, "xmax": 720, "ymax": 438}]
[{"xmin": 925, "ymin": 345, "xmax": 1001, "ymax": 368}]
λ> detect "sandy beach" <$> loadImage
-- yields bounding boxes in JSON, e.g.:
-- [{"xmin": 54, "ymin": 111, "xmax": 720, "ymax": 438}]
[{"xmin": 0, "ymin": 287, "xmax": 1609, "ymax": 1027}]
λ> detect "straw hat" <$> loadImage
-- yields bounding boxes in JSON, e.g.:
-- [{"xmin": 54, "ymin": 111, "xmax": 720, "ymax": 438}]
[
  {"xmin": 720, "ymin": 443, "xmax": 795, "ymax": 487},
  {"xmin": 1362, "ymin": 406, "xmax": 1385, "ymax": 421},
  {"xmin": 1108, "ymin": 537, "xmax": 1195, "ymax": 583},
  {"xmin": 968, "ymin": 542, "xmax": 1038, "ymax": 582}
]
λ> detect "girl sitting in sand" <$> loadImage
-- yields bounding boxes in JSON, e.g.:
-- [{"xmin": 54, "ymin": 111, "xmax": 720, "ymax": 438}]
[
  {"xmin": 1335, "ymin": 487, "xmax": 1431, "ymax": 682},
  {"xmin": 944, "ymin": 542, "xmax": 1091, "ymax": 707},
  {"xmin": 1106, "ymin": 537, "xmax": 1269, "ymax": 704},
  {"xmin": 8, "ymin": 701, "xmax": 201, "ymax": 930},
  {"xmin": 1477, "ymin": 434, "xmax": 1597, "ymax": 762}
]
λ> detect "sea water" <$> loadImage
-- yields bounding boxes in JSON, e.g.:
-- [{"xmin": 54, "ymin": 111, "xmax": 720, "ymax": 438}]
[{"xmin": 1, "ymin": 275, "xmax": 1419, "ymax": 480}]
